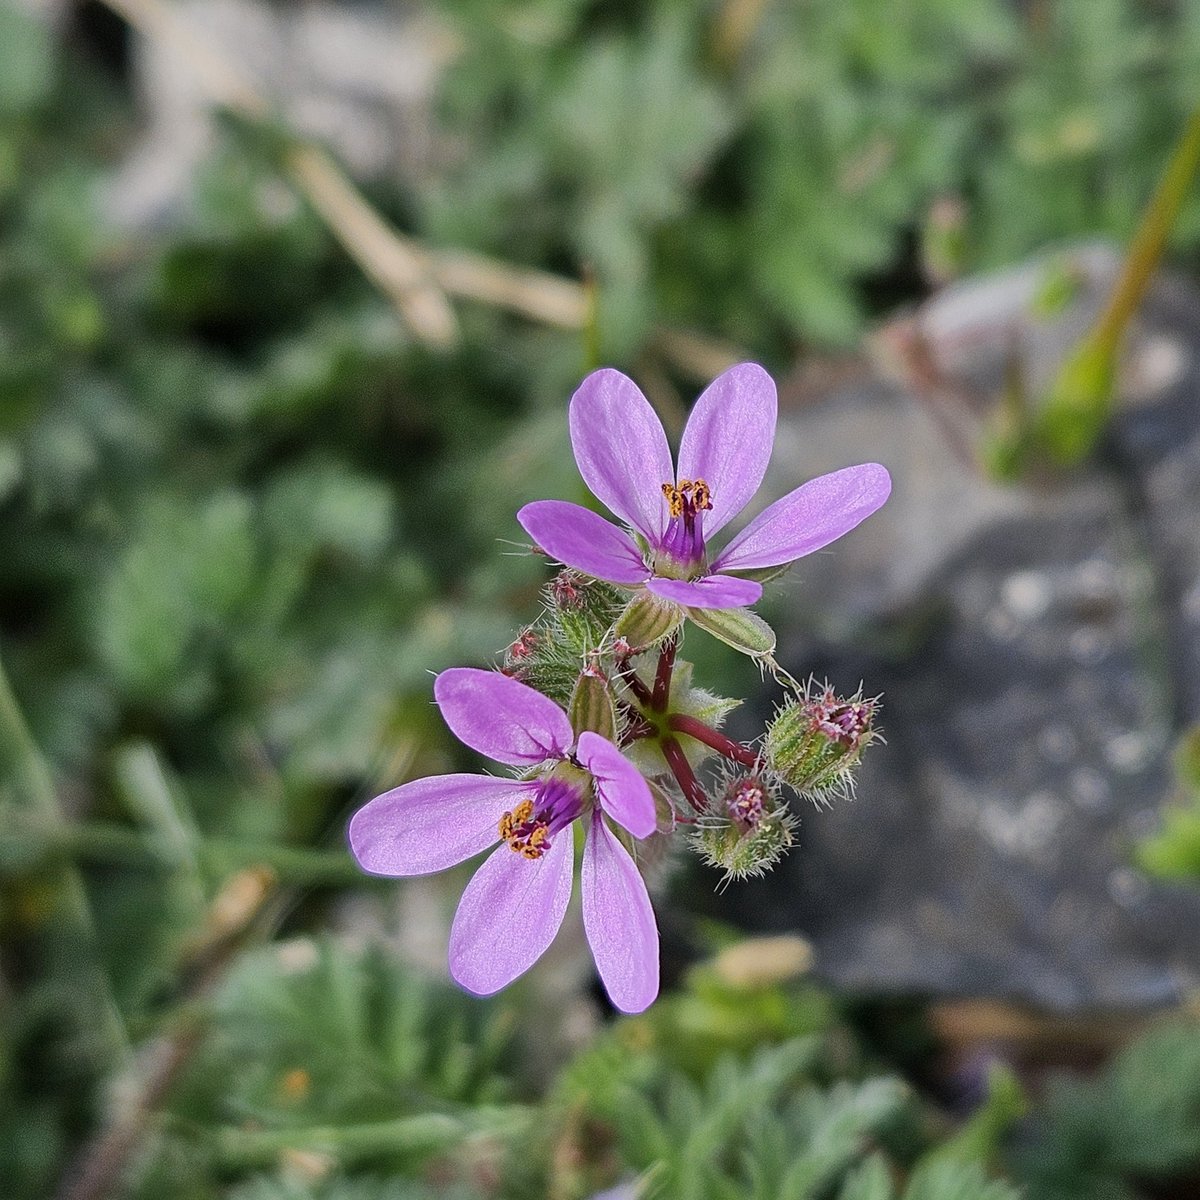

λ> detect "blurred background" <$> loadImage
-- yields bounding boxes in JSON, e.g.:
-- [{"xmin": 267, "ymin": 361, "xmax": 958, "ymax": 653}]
[{"xmin": 4, "ymin": 1, "xmax": 1200, "ymax": 1197}]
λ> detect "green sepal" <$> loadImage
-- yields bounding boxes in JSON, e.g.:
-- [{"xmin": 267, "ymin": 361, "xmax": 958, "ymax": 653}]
[
  {"xmin": 647, "ymin": 779, "xmax": 678, "ymax": 834},
  {"xmin": 688, "ymin": 605, "xmax": 776, "ymax": 658},
  {"xmin": 568, "ymin": 669, "xmax": 618, "ymax": 742},
  {"xmin": 614, "ymin": 590, "xmax": 683, "ymax": 650},
  {"xmin": 622, "ymin": 658, "xmax": 739, "ymax": 776}
]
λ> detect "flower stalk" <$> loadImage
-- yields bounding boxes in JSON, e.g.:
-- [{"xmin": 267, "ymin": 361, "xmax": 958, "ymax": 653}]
[
  {"xmin": 667, "ymin": 714, "xmax": 759, "ymax": 769},
  {"xmin": 652, "ymin": 636, "xmax": 677, "ymax": 711},
  {"xmin": 660, "ymin": 736, "xmax": 710, "ymax": 813}
]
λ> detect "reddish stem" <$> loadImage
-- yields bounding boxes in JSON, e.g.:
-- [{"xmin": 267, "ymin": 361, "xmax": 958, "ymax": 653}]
[
  {"xmin": 661, "ymin": 736, "xmax": 709, "ymax": 813},
  {"xmin": 652, "ymin": 636, "xmax": 677, "ymax": 711},
  {"xmin": 618, "ymin": 704, "xmax": 657, "ymax": 744},
  {"xmin": 616, "ymin": 660, "xmax": 652, "ymax": 707},
  {"xmin": 667, "ymin": 714, "xmax": 759, "ymax": 769}
]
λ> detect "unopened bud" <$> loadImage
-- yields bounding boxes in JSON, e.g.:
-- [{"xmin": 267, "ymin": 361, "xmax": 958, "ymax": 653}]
[
  {"xmin": 764, "ymin": 684, "xmax": 878, "ymax": 800},
  {"xmin": 551, "ymin": 569, "xmax": 586, "ymax": 610},
  {"xmin": 501, "ymin": 624, "xmax": 578, "ymax": 707},
  {"xmin": 691, "ymin": 773, "xmax": 796, "ymax": 881},
  {"xmin": 614, "ymin": 590, "xmax": 683, "ymax": 651},
  {"xmin": 548, "ymin": 570, "xmax": 624, "ymax": 653},
  {"xmin": 569, "ymin": 664, "xmax": 618, "ymax": 742},
  {"xmin": 505, "ymin": 628, "xmax": 538, "ymax": 665}
]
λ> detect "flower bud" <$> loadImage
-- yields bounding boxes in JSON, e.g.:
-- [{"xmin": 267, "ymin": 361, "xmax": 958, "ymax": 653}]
[
  {"xmin": 763, "ymin": 684, "xmax": 878, "ymax": 800},
  {"xmin": 504, "ymin": 628, "xmax": 539, "ymax": 668},
  {"xmin": 568, "ymin": 663, "xmax": 618, "ymax": 742},
  {"xmin": 691, "ymin": 772, "xmax": 796, "ymax": 881},
  {"xmin": 499, "ymin": 572, "xmax": 624, "ymax": 706},
  {"xmin": 614, "ymin": 590, "xmax": 683, "ymax": 651},
  {"xmin": 502, "ymin": 623, "xmax": 579, "ymax": 707},
  {"xmin": 687, "ymin": 603, "xmax": 776, "ymax": 659},
  {"xmin": 548, "ymin": 569, "xmax": 624, "ymax": 654}
]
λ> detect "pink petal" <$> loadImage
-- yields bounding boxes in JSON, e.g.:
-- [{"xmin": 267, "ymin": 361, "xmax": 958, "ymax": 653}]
[
  {"xmin": 569, "ymin": 369, "xmax": 673, "ymax": 543},
  {"xmin": 582, "ymin": 813, "xmax": 659, "ymax": 1014},
  {"xmin": 677, "ymin": 363, "xmax": 777, "ymax": 539},
  {"xmin": 645, "ymin": 573, "xmax": 763, "ymax": 610},
  {"xmin": 448, "ymin": 831, "xmax": 574, "ymax": 996},
  {"xmin": 711, "ymin": 463, "xmax": 892, "ymax": 573},
  {"xmin": 517, "ymin": 500, "xmax": 649, "ymax": 585},
  {"xmin": 348, "ymin": 774, "xmax": 526, "ymax": 876},
  {"xmin": 434, "ymin": 668, "xmax": 573, "ymax": 767},
  {"xmin": 576, "ymin": 731, "xmax": 656, "ymax": 839}
]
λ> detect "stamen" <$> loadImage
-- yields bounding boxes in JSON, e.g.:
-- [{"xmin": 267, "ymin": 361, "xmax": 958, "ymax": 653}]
[
  {"xmin": 498, "ymin": 798, "xmax": 533, "ymax": 842},
  {"xmin": 656, "ymin": 476, "xmax": 715, "ymax": 572},
  {"xmin": 497, "ymin": 777, "xmax": 585, "ymax": 860},
  {"xmin": 498, "ymin": 797, "xmax": 552, "ymax": 858},
  {"xmin": 726, "ymin": 776, "xmax": 765, "ymax": 834},
  {"xmin": 661, "ymin": 481, "xmax": 683, "ymax": 518}
]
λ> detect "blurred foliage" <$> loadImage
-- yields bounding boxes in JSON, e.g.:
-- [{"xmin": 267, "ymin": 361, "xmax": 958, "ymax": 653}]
[
  {"xmin": 131, "ymin": 940, "xmax": 1032, "ymax": 1199},
  {"xmin": 1012, "ymin": 1020, "xmax": 1200, "ymax": 1199},
  {"xmin": 428, "ymin": 0, "xmax": 1200, "ymax": 351},
  {"xmin": 125, "ymin": 939, "xmax": 527, "ymax": 1198},
  {"xmin": 3, "ymin": 0, "xmax": 1200, "ymax": 1198}
]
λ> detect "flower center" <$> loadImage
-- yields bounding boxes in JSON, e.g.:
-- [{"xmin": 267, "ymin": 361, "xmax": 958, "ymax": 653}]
[
  {"xmin": 497, "ymin": 776, "xmax": 584, "ymax": 859},
  {"xmin": 808, "ymin": 690, "xmax": 876, "ymax": 748},
  {"xmin": 656, "ymin": 477, "xmax": 712, "ymax": 577},
  {"xmin": 725, "ymin": 775, "xmax": 765, "ymax": 834}
]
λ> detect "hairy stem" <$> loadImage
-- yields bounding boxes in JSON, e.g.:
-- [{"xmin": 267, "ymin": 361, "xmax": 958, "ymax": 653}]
[
  {"xmin": 616, "ymin": 703, "xmax": 657, "ymax": 745},
  {"xmin": 652, "ymin": 636, "xmax": 677, "ymax": 711},
  {"xmin": 616, "ymin": 659, "xmax": 653, "ymax": 707},
  {"xmin": 667, "ymin": 714, "xmax": 759, "ymax": 768},
  {"xmin": 1093, "ymin": 104, "xmax": 1200, "ymax": 348},
  {"xmin": 661, "ymin": 736, "xmax": 709, "ymax": 813},
  {"xmin": 210, "ymin": 1107, "xmax": 530, "ymax": 1170}
]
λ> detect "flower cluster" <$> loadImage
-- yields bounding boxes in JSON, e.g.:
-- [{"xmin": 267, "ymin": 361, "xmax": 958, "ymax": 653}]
[{"xmin": 349, "ymin": 364, "xmax": 890, "ymax": 1012}]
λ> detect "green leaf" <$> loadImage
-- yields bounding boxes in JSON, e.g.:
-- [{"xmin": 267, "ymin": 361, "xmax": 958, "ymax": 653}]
[
  {"xmin": 921, "ymin": 1062, "xmax": 1026, "ymax": 1171},
  {"xmin": 97, "ymin": 491, "xmax": 255, "ymax": 701},
  {"xmin": 1176, "ymin": 724, "xmax": 1200, "ymax": 796},
  {"xmin": 902, "ymin": 1160, "xmax": 1022, "ymax": 1200},
  {"xmin": 0, "ymin": 440, "xmax": 22, "ymax": 504},
  {"xmin": 1033, "ymin": 335, "xmax": 1116, "ymax": 466},
  {"xmin": 838, "ymin": 1154, "xmax": 895, "ymax": 1200},
  {"xmin": 1135, "ymin": 725, "xmax": 1200, "ymax": 880},
  {"xmin": 262, "ymin": 459, "xmax": 395, "ymax": 564}
]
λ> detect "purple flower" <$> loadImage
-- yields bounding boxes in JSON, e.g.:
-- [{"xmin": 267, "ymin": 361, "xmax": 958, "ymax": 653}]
[
  {"xmin": 348, "ymin": 668, "xmax": 660, "ymax": 1013},
  {"xmin": 517, "ymin": 364, "xmax": 892, "ymax": 611}
]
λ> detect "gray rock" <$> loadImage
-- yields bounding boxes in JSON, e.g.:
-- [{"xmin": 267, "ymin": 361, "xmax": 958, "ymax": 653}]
[
  {"xmin": 103, "ymin": 0, "xmax": 457, "ymax": 229},
  {"xmin": 707, "ymin": 245, "xmax": 1200, "ymax": 1011},
  {"xmin": 1108, "ymin": 270, "xmax": 1200, "ymax": 724}
]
